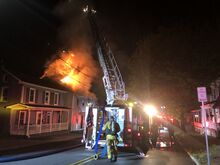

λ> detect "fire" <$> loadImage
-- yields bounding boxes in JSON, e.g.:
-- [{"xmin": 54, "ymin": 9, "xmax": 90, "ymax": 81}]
[
  {"xmin": 60, "ymin": 69, "xmax": 81, "ymax": 86},
  {"xmin": 61, "ymin": 75, "xmax": 72, "ymax": 84},
  {"xmin": 41, "ymin": 50, "xmax": 98, "ymax": 96}
]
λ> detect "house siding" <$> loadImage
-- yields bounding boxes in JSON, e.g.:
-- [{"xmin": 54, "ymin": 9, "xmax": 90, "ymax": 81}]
[
  {"xmin": 21, "ymin": 85, "xmax": 72, "ymax": 108},
  {"xmin": 0, "ymin": 72, "xmax": 22, "ymax": 107}
]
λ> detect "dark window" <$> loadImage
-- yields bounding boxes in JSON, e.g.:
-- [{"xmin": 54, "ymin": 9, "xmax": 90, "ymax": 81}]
[
  {"xmin": 29, "ymin": 88, "xmax": 36, "ymax": 103},
  {"xmin": 1, "ymin": 87, "xmax": 8, "ymax": 102},
  {"xmin": 36, "ymin": 112, "xmax": 42, "ymax": 125},
  {"xmin": 42, "ymin": 111, "xmax": 51, "ymax": 124},
  {"xmin": 62, "ymin": 111, "xmax": 68, "ymax": 123},
  {"xmin": 19, "ymin": 111, "xmax": 26, "ymax": 125},
  {"xmin": 54, "ymin": 93, "xmax": 59, "ymax": 105},
  {"xmin": 46, "ymin": 112, "xmax": 51, "ymax": 124},
  {"xmin": 44, "ymin": 91, "xmax": 50, "ymax": 104}
]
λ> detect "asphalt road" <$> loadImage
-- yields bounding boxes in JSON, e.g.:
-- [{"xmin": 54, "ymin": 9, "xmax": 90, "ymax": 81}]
[{"xmin": 0, "ymin": 142, "xmax": 195, "ymax": 165}]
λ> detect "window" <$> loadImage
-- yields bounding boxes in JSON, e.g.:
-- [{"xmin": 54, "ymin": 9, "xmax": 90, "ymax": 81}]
[
  {"xmin": 46, "ymin": 112, "xmax": 51, "ymax": 124},
  {"xmin": 0, "ymin": 87, "xmax": 8, "ymax": 102},
  {"xmin": 54, "ymin": 92, "xmax": 59, "ymax": 105},
  {"xmin": 29, "ymin": 88, "xmax": 36, "ymax": 103},
  {"xmin": 44, "ymin": 91, "xmax": 50, "ymax": 104},
  {"xmin": 2, "ymin": 74, "xmax": 8, "ymax": 83},
  {"xmin": 42, "ymin": 111, "xmax": 51, "ymax": 124},
  {"xmin": 62, "ymin": 111, "xmax": 68, "ymax": 123},
  {"xmin": 36, "ymin": 112, "xmax": 42, "ymax": 125},
  {"xmin": 19, "ymin": 111, "xmax": 26, "ymax": 125}
]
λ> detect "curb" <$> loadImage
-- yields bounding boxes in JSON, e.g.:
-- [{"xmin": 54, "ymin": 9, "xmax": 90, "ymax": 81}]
[
  {"xmin": 186, "ymin": 151, "xmax": 200, "ymax": 165},
  {"xmin": 175, "ymin": 136, "xmax": 200, "ymax": 165},
  {"xmin": 0, "ymin": 144, "xmax": 83, "ymax": 163}
]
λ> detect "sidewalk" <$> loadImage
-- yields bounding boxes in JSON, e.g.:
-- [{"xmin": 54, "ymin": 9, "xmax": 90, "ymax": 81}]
[
  {"xmin": 0, "ymin": 131, "xmax": 82, "ymax": 151},
  {"xmin": 173, "ymin": 125, "xmax": 220, "ymax": 165},
  {"xmin": 0, "ymin": 131, "xmax": 83, "ymax": 162}
]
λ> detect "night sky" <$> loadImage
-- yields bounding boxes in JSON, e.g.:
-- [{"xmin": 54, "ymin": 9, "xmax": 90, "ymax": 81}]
[{"xmin": 1, "ymin": 0, "xmax": 220, "ymax": 109}]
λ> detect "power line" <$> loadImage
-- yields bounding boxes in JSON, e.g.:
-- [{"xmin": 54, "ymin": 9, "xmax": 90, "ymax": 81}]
[
  {"xmin": 62, "ymin": 73, "xmax": 91, "ymax": 89},
  {"xmin": 58, "ymin": 57, "xmax": 93, "ymax": 79},
  {"xmin": 42, "ymin": 51, "xmax": 97, "ymax": 89},
  {"xmin": 58, "ymin": 56, "xmax": 93, "ymax": 88}
]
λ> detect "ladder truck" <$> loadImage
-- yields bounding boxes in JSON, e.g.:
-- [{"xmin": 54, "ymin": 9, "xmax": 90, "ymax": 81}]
[{"xmin": 82, "ymin": 6, "xmax": 142, "ymax": 150}]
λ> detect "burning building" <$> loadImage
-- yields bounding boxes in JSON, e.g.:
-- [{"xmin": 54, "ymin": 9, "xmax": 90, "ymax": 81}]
[{"xmin": 41, "ymin": 50, "xmax": 98, "ymax": 98}]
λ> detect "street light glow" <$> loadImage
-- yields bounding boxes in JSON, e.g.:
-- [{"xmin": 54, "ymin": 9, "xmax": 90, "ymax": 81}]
[
  {"xmin": 144, "ymin": 104, "xmax": 158, "ymax": 116},
  {"xmin": 128, "ymin": 102, "xmax": 134, "ymax": 107}
]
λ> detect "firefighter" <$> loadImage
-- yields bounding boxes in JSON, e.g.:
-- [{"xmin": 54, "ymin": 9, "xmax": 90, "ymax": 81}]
[{"xmin": 102, "ymin": 116, "xmax": 120, "ymax": 161}]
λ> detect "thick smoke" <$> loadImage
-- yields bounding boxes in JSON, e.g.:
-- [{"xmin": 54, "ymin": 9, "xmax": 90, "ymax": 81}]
[{"xmin": 42, "ymin": 0, "xmax": 99, "ymax": 98}]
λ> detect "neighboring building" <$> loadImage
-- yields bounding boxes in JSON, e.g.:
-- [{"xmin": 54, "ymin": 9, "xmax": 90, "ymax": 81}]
[
  {"xmin": 191, "ymin": 79, "xmax": 220, "ymax": 137},
  {"xmin": 0, "ymin": 67, "xmax": 95, "ymax": 137},
  {"xmin": 70, "ymin": 96, "xmax": 96, "ymax": 132}
]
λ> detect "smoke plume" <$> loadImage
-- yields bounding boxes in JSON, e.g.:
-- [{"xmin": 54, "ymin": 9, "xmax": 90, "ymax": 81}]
[{"xmin": 42, "ymin": 0, "xmax": 99, "ymax": 97}]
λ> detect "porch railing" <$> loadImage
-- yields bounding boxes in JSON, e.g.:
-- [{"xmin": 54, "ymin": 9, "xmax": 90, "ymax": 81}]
[{"xmin": 11, "ymin": 122, "xmax": 68, "ymax": 136}]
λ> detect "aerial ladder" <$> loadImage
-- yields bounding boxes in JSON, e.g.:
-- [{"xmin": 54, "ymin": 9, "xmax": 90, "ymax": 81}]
[
  {"xmin": 82, "ymin": 6, "xmax": 133, "ymax": 152},
  {"xmin": 83, "ymin": 6, "xmax": 127, "ymax": 105}
]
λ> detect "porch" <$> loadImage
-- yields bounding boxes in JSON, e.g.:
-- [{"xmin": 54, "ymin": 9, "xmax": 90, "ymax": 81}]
[
  {"xmin": 7, "ymin": 104, "xmax": 70, "ymax": 137},
  {"xmin": 191, "ymin": 109, "xmax": 220, "ymax": 137}
]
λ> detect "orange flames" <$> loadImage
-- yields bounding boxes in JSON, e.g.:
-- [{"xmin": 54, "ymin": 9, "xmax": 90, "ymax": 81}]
[{"xmin": 41, "ymin": 50, "xmax": 98, "ymax": 97}]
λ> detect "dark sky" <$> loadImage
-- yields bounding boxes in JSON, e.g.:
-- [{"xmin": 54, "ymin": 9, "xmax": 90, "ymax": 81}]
[
  {"xmin": 1, "ymin": 0, "xmax": 220, "ymax": 80},
  {"xmin": 0, "ymin": 0, "xmax": 60, "ymax": 75}
]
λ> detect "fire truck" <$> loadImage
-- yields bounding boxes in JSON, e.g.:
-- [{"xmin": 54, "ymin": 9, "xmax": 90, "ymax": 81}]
[{"xmin": 82, "ymin": 6, "xmax": 146, "ymax": 150}]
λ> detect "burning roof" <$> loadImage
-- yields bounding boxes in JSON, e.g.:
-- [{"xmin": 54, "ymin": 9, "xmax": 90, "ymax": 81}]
[{"xmin": 41, "ymin": 50, "xmax": 98, "ymax": 97}]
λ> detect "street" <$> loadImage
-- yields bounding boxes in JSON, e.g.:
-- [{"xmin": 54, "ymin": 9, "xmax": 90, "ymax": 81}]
[{"xmin": 0, "ymin": 142, "xmax": 195, "ymax": 165}]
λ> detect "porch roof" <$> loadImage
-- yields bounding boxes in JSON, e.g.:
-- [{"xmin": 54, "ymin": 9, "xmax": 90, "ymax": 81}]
[
  {"xmin": 6, "ymin": 103, "xmax": 71, "ymax": 111},
  {"xmin": 6, "ymin": 103, "xmax": 31, "ymax": 110}
]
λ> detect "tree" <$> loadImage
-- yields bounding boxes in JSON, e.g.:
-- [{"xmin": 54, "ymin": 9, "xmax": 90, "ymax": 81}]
[
  {"xmin": 127, "ymin": 25, "xmax": 200, "ymax": 120},
  {"xmin": 127, "ymin": 38, "xmax": 154, "ymax": 103}
]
